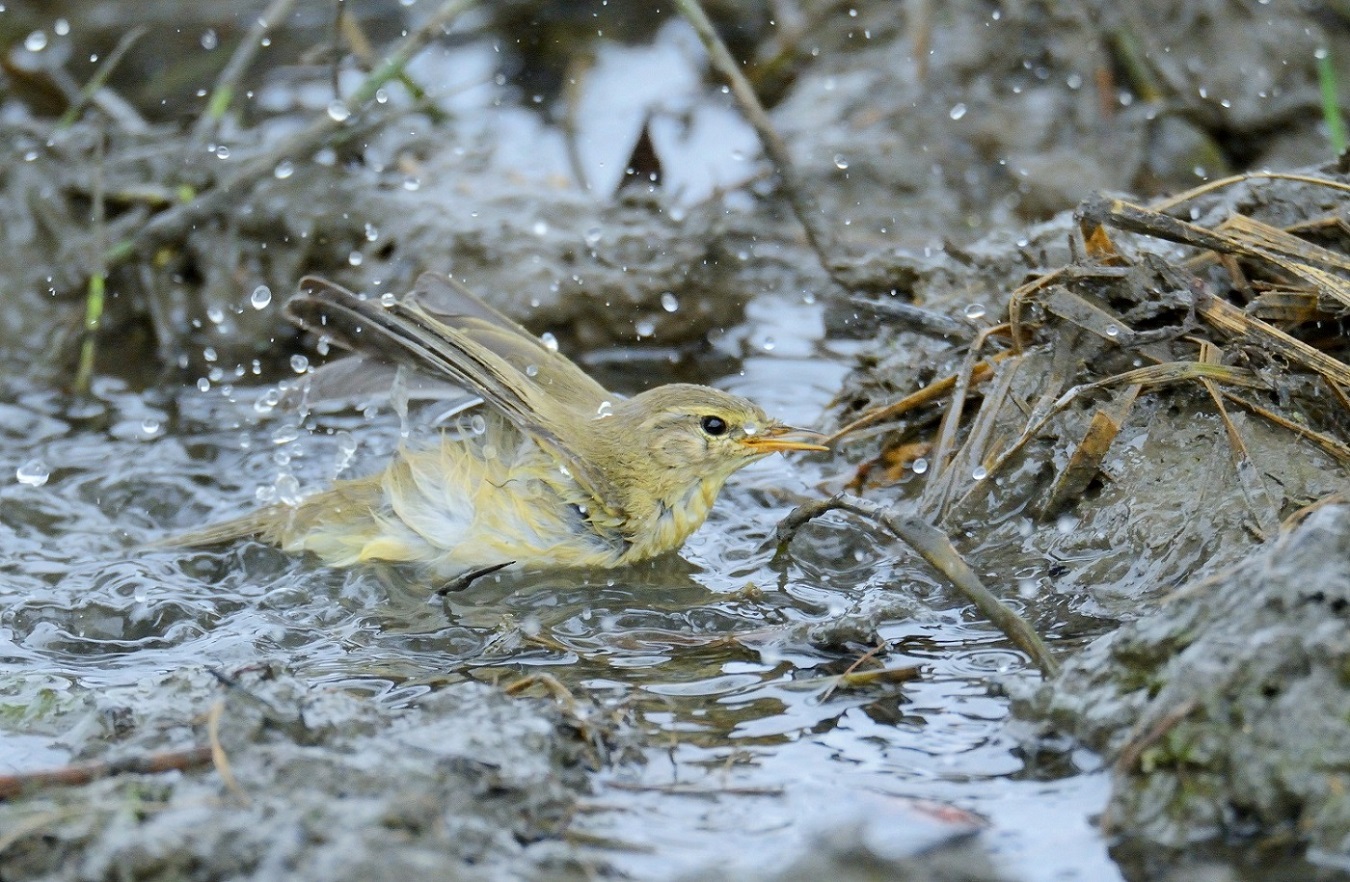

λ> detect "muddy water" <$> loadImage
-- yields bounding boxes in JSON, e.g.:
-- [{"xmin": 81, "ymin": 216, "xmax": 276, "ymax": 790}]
[{"xmin": 0, "ymin": 288, "xmax": 1119, "ymax": 880}]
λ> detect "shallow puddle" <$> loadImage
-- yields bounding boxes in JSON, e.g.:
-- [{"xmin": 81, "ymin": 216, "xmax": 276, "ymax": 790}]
[{"xmin": 0, "ymin": 289, "xmax": 1127, "ymax": 880}]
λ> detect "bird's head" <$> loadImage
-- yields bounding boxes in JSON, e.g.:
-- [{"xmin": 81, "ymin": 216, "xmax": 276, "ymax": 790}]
[{"xmin": 596, "ymin": 384, "xmax": 828, "ymax": 513}]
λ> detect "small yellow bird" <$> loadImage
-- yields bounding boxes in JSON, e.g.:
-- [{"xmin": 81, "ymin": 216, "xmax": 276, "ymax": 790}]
[{"xmin": 172, "ymin": 273, "xmax": 828, "ymax": 580}]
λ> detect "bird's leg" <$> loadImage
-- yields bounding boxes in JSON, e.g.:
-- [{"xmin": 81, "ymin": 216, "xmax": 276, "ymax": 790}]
[{"xmin": 435, "ymin": 561, "xmax": 515, "ymax": 595}]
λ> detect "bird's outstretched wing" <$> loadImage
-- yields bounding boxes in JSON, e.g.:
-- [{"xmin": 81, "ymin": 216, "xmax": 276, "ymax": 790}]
[
  {"xmin": 410, "ymin": 272, "xmax": 612, "ymax": 412},
  {"xmin": 285, "ymin": 276, "xmax": 627, "ymax": 518}
]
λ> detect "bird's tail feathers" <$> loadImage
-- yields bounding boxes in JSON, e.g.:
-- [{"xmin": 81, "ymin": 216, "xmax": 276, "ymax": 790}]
[{"xmin": 155, "ymin": 509, "xmax": 279, "ymax": 549}]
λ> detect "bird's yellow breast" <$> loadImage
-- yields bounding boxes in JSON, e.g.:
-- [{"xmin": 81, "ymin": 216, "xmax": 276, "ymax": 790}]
[{"xmin": 617, "ymin": 478, "xmax": 721, "ymax": 565}]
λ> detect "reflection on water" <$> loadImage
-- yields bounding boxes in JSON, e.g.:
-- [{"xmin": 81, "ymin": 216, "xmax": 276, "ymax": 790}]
[{"xmin": 0, "ymin": 293, "xmax": 1119, "ymax": 881}]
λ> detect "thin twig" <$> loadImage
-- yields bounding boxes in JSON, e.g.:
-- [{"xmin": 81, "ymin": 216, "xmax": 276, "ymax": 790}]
[
  {"xmin": 928, "ymin": 353, "xmax": 1023, "ymax": 524},
  {"xmin": 1112, "ymin": 698, "xmax": 1199, "ymax": 776},
  {"xmin": 605, "ymin": 780, "xmax": 784, "ymax": 798},
  {"xmin": 206, "ymin": 699, "xmax": 247, "ymax": 803},
  {"xmin": 73, "ymin": 136, "xmax": 107, "ymax": 394},
  {"xmin": 55, "ymin": 25, "xmax": 147, "ymax": 131},
  {"xmin": 820, "ymin": 639, "xmax": 886, "ymax": 701},
  {"xmin": 189, "ymin": 0, "xmax": 303, "ymax": 149},
  {"xmin": 1149, "ymin": 170, "xmax": 1350, "ymax": 215},
  {"xmin": 922, "ymin": 323, "xmax": 1007, "ymax": 502},
  {"xmin": 206, "ymin": 668, "xmax": 310, "ymax": 742},
  {"xmin": 777, "ymin": 494, "xmax": 1060, "ymax": 678},
  {"xmin": 672, "ymin": 0, "xmax": 838, "ymax": 276},
  {"xmin": 850, "ymin": 296, "xmax": 973, "ymax": 339},
  {"xmin": 0, "ymin": 746, "xmax": 215, "ymax": 800},
  {"xmin": 828, "ymin": 353, "xmax": 1011, "ymax": 444}
]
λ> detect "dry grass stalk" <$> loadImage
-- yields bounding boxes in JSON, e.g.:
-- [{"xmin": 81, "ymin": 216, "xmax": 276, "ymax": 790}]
[{"xmin": 840, "ymin": 172, "xmax": 1350, "ymax": 526}]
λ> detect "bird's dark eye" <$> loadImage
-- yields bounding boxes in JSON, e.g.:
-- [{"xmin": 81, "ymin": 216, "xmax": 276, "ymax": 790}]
[{"xmin": 700, "ymin": 415, "xmax": 728, "ymax": 436}]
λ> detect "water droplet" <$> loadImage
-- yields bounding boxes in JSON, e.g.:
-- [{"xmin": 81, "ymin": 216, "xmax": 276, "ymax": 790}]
[
  {"xmin": 16, "ymin": 459, "xmax": 49, "ymax": 487},
  {"xmin": 482, "ymin": 444, "xmax": 498, "ymax": 460},
  {"xmin": 379, "ymin": 292, "xmax": 397, "ymax": 307},
  {"xmin": 250, "ymin": 285, "xmax": 272, "ymax": 309},
  {"xmin": 402, "ymin": 176, "xmax": 421, "ymax": 191},
  {"xmin": 559, "ymin": 465, "xmax": 571, "ymax": 478},
  {"xmin": 584, "ymin": 227, "xmax": 602, "ymax": 247},
  {"xmin": 949, "ymin": 102, "xmax": 968, "ymax": 120},
  {"xmin": 203, "ymin": 346, "xmax": 218, "ymax": 363},
  {"xmin": 290, "ymin": 354, "xmax": 309, "ymax": 373},
  {"xmin": 972, "ymin": 465, "xmax": 989, "ymax": 480},
  {"xmin": 364, "ymin": 223, "xmax": 379, "ymax": 242},
  {"xmin": 761, "ymin": 336, "xmax": 777, "ymax": 352},
  {"xmin": 200, "ymin": 29, "xmax": 218, "ymax": 50},
  {"xmin": 206, "ymin": 305, "xmax": 225, "ymax": 325},
  {"xmin": 525, "ymin": 364, "xmax": 539, "ymax": 377},
  {"xmin": 23, "ymin": 31, "xmax": 48, "ymax": 52},
  {"xmin": 335, "ymin": 429, "xmax": 357, "ymax": 457},
  {"xmin": 54, "ymin": 19, "xmax": 70, "ymax": 36},
  {"xmin": 539, "ymin": 332, "xmax": 559, "ymax": 353},
  {"xmin": 532, "ymin": 220, "xmax": 549, "ymax": 236},
  {"xmin": 273, "ymin": 159, "xmax": 294, "ymax": 179},
  {"xmin": 963, "ymin": 303, "xmax": 986, "ymax": 320},
  {"xmin": 141, "ymin": 418, "xmax": 161, "ymax": 436},
  {"xmin": 1105, "ymin": 324, "xmax": 1120, "ymax": 337},
  {"xmin": 911, "ymin": 457, "xmax": 929, "ymax": 475},
  {"xmin": 595, "ymin": 401, "xmax": 613, "ymax": 418},
  {"xmin": 1055, "ymin": 514, "xmax": 1077, "ymax": 535},
  {"xmin": 347, "ymin": 250, "xmax": 363, "ymax": 266},
  {"xmin": 254, "ymin": 387, "xmax": 281, "ymax": 413},
  {"xmin": 635, "ymin": 318, "xmax": 656, "ymax": 338},
  {"xmin": 326, "ymin": 100, "xmax": 351, "ymax": 122},
  {"xmin": 272, "ymin": 424, "xmax": 300, "ymax": 445},
  {"xmin": 832, "ymin": 154, "xmax": 849, "ymax": 170},
  {"xmin": 660, "ymin": 292, "xmax": 679, "ymax": 313},
  {"xmin": 214, "ymin": 144, "xmax": 230, "ymax": 159},
  {"xmin": 470, "ymin": 414, "xmax": 487, "ymax": 435},
  {"xmin": 275, "ymin": 474, "xmax": 302, "ymax": 506},
  {"xmin": 743, "ymin": 422, "xmax": 760, "ymax": 436}
]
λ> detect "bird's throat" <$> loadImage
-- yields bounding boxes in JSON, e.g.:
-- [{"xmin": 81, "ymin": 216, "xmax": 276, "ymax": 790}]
[{"xmin": 622, "ymin": 477, "xmax": 723, "ymax": 563}]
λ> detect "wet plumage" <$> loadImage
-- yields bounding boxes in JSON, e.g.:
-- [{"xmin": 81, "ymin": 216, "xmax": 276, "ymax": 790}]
[{"xmin": 170, "ymin": 274, "xmax": 827, "ymax": 576}]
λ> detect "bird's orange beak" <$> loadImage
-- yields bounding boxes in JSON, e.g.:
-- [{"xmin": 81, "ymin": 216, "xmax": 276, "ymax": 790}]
[{"xmin": 740, "ymin": 424, "xmax": 830, "ymax": 454}]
